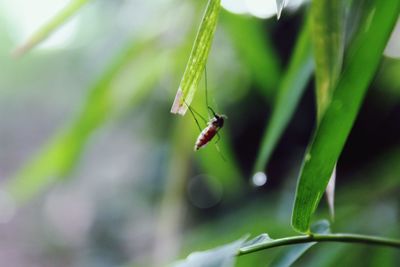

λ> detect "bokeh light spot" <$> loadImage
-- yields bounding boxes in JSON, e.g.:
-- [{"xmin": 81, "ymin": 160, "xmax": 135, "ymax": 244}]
[{"xmin": 252, "ymin": 172, "xmax": 267, "ymax": 187}]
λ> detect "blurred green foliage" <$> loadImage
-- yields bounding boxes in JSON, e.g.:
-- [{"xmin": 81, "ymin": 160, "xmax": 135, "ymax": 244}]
[{"xmin": 0, "ymin": 0, "xmax": 399, "ymax": 267}]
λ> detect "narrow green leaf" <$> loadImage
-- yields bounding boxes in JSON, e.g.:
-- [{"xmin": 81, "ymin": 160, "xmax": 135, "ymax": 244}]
[
  {"xmin": 13, "ymin": 0, "xmax": 90, "ymax": 56},
  {"xmin": 311, "ymin": 0, "xmax": 344, "ymax": 119},
  {"xmin": 173, "ymin": 236, "xmax": 248, "ymax": 267},
  {"xmin": 253, "ymin": 18, "xmax": 313, "ymax": 173},
  {"xmin": 311, "ymin": 0, "xmax": 345, "ymax": 219},
  {"xmin": 269, "ymin": 220, "xmax": 330, "ymax": 267},
  {"xmin": 291, "ymin": 0, "xmax": 400, "ymax": 233},
  {"xmin": 170, "ymin": 0, "xmax": 221, "ymax": 115}
]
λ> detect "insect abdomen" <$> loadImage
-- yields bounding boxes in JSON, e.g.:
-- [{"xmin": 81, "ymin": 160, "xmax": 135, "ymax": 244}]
[{"xmin": 194, "ymin": 125, "xmax": 218, "ymax": 151}]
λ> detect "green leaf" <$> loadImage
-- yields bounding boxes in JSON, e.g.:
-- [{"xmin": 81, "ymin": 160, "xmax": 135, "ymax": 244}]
[
  {"xmin": 269, "ymin": 220, "xmax": 330, "ymax": 267},
  {"xmin": 291, "ymin": 0, "xmax": 400, "ymax": 233},
  {"xmin": 253, "ymin": 17, "xmax": 313, "ymax": 173},
  {"xmin": 6, "ymin": 37, "xmax": 164, "ymax": 203},
  {"xmin": 173, "ymin": 236, "xmax": 248, "ymax": 267},
  {"xmin": 311, "ymin": 0, "xmax": 344, "ymax": 119},
  {"xmin": 13, "ymin": 0, "xmax": 90, "ymax": 56},
  {"xmin": 311, "ymin": 0, "xmax": 346, "ymax": 218},
  {"xmin": 170, "ymin": 0, "xmax": 221, "ymax": 115}
]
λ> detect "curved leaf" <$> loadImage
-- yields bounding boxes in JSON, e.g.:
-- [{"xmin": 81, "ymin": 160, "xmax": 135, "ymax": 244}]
[
  {"xmin": 291, "ymin": 0, "xmax": 400, "ymax": 233},
  {"xmin": 311, "ymin": 0, "xmax": 345, "ymax": 219},
  {"xmin": 253, "ymin": 18, "xmax": 313, "ymax": 173}
]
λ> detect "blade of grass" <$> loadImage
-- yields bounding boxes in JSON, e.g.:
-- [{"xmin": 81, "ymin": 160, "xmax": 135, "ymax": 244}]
[
  {"xmin": 13, "ymin": 0, "xmax": 90, "ymax": 57},
  {"xmin": 6, "ymin": 36, "xmax": 164, "ymax": 203},
  {"xmin": 291, "ymin": 0, "xmax": 400, "ymax": 233},
  {"xmin": 170, "ymin": 0, "xmax": 221, "ymax": 115},
  {"xmin": 311, "ymin": 0, "xmax": 344, "ymax": 119},
  {"xmin": 253, "ymin": 17, "xmax": 313, "ymax": 173},
  {"xmin": 311, "ymin": 0, "xmax": 345, "ymax": 219}
]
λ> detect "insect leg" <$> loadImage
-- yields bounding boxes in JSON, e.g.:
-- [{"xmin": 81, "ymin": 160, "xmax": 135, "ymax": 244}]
[
  {"xmin": 186, "ymin": 104, "xmax": 203, "ymax": 133},
  {"xmin": 214, "ymin": 132, "xmax": 221, "ymax": 144},
  {"xmin": 204, "ymin": 66, "xmax": 220, "ymax": 118},
  {"xmin": 214, "ymin": 143, "xmax": 226, "ymax": 162},
  {"xmin": 184, "ymin": 101, "xmax": 209, "ymax": 133},
  {"xmin": 185, "ymin": 102, "xmax": 208, "ymax": 124}
]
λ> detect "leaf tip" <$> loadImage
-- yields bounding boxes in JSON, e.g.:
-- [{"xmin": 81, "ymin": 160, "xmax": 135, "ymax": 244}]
[
  {"xmin": 170, "ymin": 88, "xmax": 187, "ymax": 116},
  {"xmin": 275, "ymin": 0, "xmax": 287, "ymax": 20}
]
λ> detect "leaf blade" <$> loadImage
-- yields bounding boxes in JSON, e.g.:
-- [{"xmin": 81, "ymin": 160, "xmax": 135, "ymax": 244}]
[
  {"xmin": 291, "ymin": 0, "xmax": 400, "ymax": 233},
  {"xmin": 311, "ymin": 0, "xmax": 344, "ymax": 119},
  {"xmin": 170, "ymin": 0, "xmax": 221, "ymax": 115},
  {"xmin": 311, "ymin": 0, "xmax": 345, "ymax": 220},
  {"xmin": 253, "ymin": 18, "xmax": 313, "ymax": 173}
]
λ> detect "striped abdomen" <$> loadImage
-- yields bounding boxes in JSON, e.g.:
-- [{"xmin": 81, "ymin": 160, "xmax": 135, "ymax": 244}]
[{"xmin": 194, "ymin": 124, "xmax": 219, "ymax": 151}]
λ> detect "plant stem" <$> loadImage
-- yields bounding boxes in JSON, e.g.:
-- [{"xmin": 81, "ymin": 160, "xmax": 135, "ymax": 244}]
[{"xmin": 238, "ymin": 233, "xmax": 400, "ymax": 256}]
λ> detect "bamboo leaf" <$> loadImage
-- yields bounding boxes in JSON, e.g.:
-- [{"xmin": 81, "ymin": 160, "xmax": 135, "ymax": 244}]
[
  {"xmin": 311, "ymin": 0, "xmax": 344, "ymax": 119},
  {"xmin": 253, "ymin": 18, "xmax": 313, "ymax": 173},
  {"xmin": 13, "ymin": 0, "xmax": 90, "ymax": 56},
  {"xmin": 311, "ymin": 0, "xmax": 345, "ymax": 219},
  {"xmin": 170, "ymin": 0, "xmax": 221, "ymax": 115},
  {"xmin": 291, "ymin": 0, "xmax": 400, "ymax": 233}
]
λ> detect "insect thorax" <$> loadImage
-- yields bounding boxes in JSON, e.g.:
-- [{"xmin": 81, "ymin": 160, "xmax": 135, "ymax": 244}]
[{"xmin": 211, "ymin": 114, "xmax": 225, "ymax": 128}]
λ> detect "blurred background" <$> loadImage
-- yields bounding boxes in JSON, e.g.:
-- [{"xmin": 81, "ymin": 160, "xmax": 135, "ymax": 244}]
[{"xmin": 0, "ymin": 0, "xmax": 399, "ymax": 266}]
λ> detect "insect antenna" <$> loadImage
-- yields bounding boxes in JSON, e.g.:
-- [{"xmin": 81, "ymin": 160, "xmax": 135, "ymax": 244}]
[
  {"xmin": 204, "ymin": 66, "xmax": 220, "ymax": 118},
  {"xmin": 204, "ymin": 66, "xmax": 227, "ymax": 161},
  {"xmin": 204, "ymin": 66, "xmax": 213, "ymax": 119}
]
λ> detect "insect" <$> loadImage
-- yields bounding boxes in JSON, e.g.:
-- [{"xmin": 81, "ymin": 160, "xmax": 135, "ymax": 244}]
[
  {"xmin": 194, "ymin": 108, "xmax": 227, "ymax": 151},
  {"xmin": 185, "ymin": 68, "xmax": 227, "ymax": 153}
]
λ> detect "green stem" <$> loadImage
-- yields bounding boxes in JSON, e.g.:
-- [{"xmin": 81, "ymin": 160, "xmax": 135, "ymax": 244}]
[{"xmin": 238, "ymin": 233, "xmax": 400, "ymax": 256}]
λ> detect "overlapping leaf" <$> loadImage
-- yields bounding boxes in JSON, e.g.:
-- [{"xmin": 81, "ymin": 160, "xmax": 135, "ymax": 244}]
[
  {"xmin": 253, "ymin": 18, "xmax": 313, "ymax": 173},
  {"xmin": 291, "ymin": 0, "xmax": 400, "ymax": 233}
]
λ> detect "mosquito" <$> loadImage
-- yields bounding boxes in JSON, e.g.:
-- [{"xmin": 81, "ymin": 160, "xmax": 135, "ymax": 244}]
[{"xmin": 185, "ymin": 68, "xmax": 227, "ymax": 153}]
